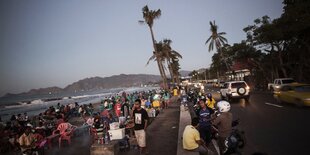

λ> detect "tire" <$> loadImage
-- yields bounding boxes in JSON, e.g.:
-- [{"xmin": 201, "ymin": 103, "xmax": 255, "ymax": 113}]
[
  {"xmin": 227, "ymin": 94, "xmax": 232, "ymax": 102},
  {"xmin": 237, "ymin": 130, "xmax": 246, "ymax": 149},
  {"xmin": 245, "ymin": 96, "xmax": 250, "ymax": 102},
  {"xmin": 295, "ymin": 98, "xmax": 304, "ymax": 107},
  {"xmin": 275, "ymin": 97, "xmax": 283, "ymax": 105},
  {"xmin": 270, "ymin": 87, "xmax": 274, "ymax": 94},
  {"xmin": 220, "ymin": 93, "xmax": 225, "ymax": 100},
  {"xmin": 237, "ymin": 87, "xmax": 246, "ymax": 96}
]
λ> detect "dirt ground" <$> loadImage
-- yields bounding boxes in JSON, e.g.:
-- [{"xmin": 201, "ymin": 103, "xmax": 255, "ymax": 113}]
[
  {"xmin": 40, "ymin": 101, "xmax": 181, "ymax": 155},
  {"xmin": 120, "ymin": 101, "xmax": 180, "ymax": 155}
]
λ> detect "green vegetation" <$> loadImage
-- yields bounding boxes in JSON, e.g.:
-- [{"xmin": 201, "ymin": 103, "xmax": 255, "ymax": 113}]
[{"xmin": 207, "ymin": 0, "xmax": 310, "ymax": 88}]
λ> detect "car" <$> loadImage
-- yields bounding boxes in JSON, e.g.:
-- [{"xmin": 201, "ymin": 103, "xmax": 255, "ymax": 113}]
[
  {"xmin": 267, "ymin": 78, "xmax": 296, "ymax": 92},
  {"xmin": 273, "ymin": 83, "xmax": 310, "ymax": 107},
  {"xmin": 220, "ymin": 81, "xmax": 250, "ymax": 102},
  {"xmin": 219, "ymin": 81, "xmax": 225, "ymax": 88}
]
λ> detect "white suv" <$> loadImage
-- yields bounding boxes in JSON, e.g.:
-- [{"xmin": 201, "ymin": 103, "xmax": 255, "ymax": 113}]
[{"xmin": 220, "ymin": 81, "xmax": 250, "ymax": 101}]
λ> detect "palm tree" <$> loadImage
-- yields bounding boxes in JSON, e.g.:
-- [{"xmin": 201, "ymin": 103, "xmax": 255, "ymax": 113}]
[
  {"xmin": 205, "ymin": 20, "xmax": 227, "ymax": 52},
  {"xmin": 147, "ymin": 39, "xmax": 182, "ymax": 84},
  {"xmin": 139, "ymin": 5, "xmax": 168, "ymax": 89},
  {"xmin": 162, "ymin": 39, "xmax": 182, "ymax": 84},
  {"xmin": 205, "ymin": 20, "xmax": 230, "ymax": 73},
  {"xmin": 189, "ymin": 70, "xmax": 199, "ymax": 82},
  {"xmin": 170, "ymin": 56, "xmax": 182, "ymax": 84}
]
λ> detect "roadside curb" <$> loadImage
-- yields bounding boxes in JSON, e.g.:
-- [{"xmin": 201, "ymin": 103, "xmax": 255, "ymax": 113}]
[{"xmin": 176, "ymin": 104, "xmax": 198, "ymax": 155}]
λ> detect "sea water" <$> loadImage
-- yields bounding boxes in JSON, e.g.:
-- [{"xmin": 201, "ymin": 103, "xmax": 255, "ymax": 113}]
[{"xmin": 0, "ymin": 87, "xmax": 158, "ymax": 121}]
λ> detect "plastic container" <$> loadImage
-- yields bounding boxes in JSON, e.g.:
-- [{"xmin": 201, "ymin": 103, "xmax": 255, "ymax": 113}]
[
  {"xmin": 108, "ymin": 128, "xmax": 125, "ymax": 140},
  {"xmin": 119, "ymin": 116, "xmax": 126, "ymax": 126},
  {"xmin": 109, "ymin": 122, "xmax": 120, "ymax": 130}
]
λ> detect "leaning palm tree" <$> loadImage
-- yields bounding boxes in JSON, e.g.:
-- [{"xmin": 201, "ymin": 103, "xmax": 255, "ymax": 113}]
[
  {"xmin": 161, "ymin": 39, "xmax": 182, "ymax": 83},
  {"xmin": 205, "ymin": 20, "xmax": 230, "ymax": 74},
  {"xmin": 170, "ymin": 55, "xmax": 182, "ymax": 84},
  {"xmin": 147, "ymin": 40, "xmax": 182, "ymax": 84},
  {"xmin": 139, "ymin": 5, "xmax": 168, "ymax": 88}
]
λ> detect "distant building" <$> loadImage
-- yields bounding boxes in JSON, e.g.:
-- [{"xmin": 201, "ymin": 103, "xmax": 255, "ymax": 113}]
[{"xmin": 226, "ymin": 60, "xmax": 253, "ymax": 81}]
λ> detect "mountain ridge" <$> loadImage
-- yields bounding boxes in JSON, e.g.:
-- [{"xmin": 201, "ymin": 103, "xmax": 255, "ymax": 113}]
[{"xmin": 1, "ymin": 74, "xmax": 161, "ymax": 98}]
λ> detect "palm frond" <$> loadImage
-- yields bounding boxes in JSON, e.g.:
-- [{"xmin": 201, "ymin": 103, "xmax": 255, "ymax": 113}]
[
  {"xmin": 153, "ymin": 9, "xmax": 161, "ymax": 19},
  {"xmin": 138, "ymin": 20, "xmax": 145, "ymax": 25},
  {"xmin": 218, "ymin": 32, "xmax": 226, "ymax": 35},
  {"xmin": 171, "ymin": 50, "xmax": 182, "ymax": 58},
  {"xmin": 208, "ymin": 39, "xmax": 214, "ymax": 52},
  {"xmin": 219, "ymin": 36, "xmax": 228, "ymax": 44},
  {"xmin": 142, "ymin": 5, "xmax": 149, "ymax": 12},
  {"xmin": 205, "ymin": 36, "xmax": 212, "ymax": 45},
  {"xmin": 146, "ymin": 54, "xmax": 156, "ymax": 65}
]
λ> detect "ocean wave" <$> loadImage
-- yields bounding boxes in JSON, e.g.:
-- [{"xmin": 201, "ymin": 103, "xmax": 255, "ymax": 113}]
[
  {"xmin": 4, "ymin": 99, "xmax": 44, "ymax": 109},
  {"xmin": 31, "ymin": 99, "xmax": 44, "ymax": 105}
]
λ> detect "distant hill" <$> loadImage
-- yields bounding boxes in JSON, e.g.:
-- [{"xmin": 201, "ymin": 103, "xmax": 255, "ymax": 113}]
[
  {"xmin": 179, "ymin": 70, "xmax": 192, "ymax": 77},
  {"xmin": 1, "ymin": 74, "xmax": 161, "ymax": 98}
]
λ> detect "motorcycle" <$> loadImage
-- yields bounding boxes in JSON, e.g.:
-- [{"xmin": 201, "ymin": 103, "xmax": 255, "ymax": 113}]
[{"xmin": 211, "ymin": 117, "xmax": 246, "ymax": 155}]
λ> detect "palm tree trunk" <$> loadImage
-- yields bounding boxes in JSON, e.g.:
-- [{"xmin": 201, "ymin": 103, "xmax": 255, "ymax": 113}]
[
  {"xmin": 218, "ymin": 47, "xmax": 230, "ymax": 74},
  {"xmin": 159, "ymin": 59, "xmax": 168, "ymax": 88},
  {"xmin": 167, "ymin": 60, "xmax": 175, "ymax": 83},
  {"xmin": 149, "ymin": 26, "xmax": 168, "ymax": 89},
  {"xmin": 176, "ymin": 74, "xmax": 180, "ymax": 85}
]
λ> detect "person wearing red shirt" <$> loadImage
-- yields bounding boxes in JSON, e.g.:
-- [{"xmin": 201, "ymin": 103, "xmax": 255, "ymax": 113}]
[{"xmin": 114, "ymin": 101, "xmax": 122, "ymax": 117}]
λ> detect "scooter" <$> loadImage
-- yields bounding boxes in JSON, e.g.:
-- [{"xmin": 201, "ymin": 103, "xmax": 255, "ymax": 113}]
[{"xmin": 211, "ymin": 117, "xmax": 246, "ymax": 155}]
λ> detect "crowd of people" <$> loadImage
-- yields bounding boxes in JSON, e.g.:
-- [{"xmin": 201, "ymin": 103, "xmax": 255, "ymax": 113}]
[
  {"xmin": 182, "ymin": 89, "xmax": 234, "ymax": 155},
  {"xmin": 0, "ymin": 99, "xmax": 94, "ymax": 154},
  {"xmin": 84, "ymin": 89, "xmax": 179, "ymax": 154},
  {"xmin": 0, "ymin": 88, "xmax": 179, "ymax": 155}
]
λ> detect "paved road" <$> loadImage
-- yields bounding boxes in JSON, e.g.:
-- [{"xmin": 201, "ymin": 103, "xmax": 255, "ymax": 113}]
[{"xmin": 205, "ymin": 87, "xmax": 310, "ymax": 155}]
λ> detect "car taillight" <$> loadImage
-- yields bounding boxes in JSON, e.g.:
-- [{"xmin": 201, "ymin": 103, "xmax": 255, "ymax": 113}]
[{"xmin": 246, "ymin": 86, "xmax": 250, "ymax": 90}]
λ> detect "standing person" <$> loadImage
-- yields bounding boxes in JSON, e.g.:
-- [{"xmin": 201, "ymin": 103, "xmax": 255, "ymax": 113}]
[
  {"xmin": 173, "ymin": 87, "xmax": 178, "ymax": 97},
  {"xmin": 131, "ymin": 99, "xmax": 149, "ymax": 155},
  {"xmin": 197, "ymin": 99, "xmax": 214, "ymax": 145},
  {"xmin": 114, "ymin": 101, "xmax": 122, "ymax": 117},
  {"xmin": 212, "ymin": 101, "xmax": 232, "ymax": 155},
  {"xmin": 206, "ymin": 93, "xmax": 216, "ymax": 110},
  {"xmin": 182, "ymin": 117, "xmax": 209, "ymax": 155},
  {"xmin": 78, "ymin": 106, "xmax": 84, "ymax": 117},
  {"xmin": 163, "ymin": 91, "xmax": 170, "ymax": 109},
  {"xmin": 56, "ymin": 103, "xmax": 61, "ymax": 112},
  {"xmin": 23, "ymin": 113, "xmax": 29, "ymax": 123},
  {"xmin": 93, "ymin": 116, "xmax": 104, "ymax": 144},
  {"xmin": 121, "ymin": 100, "xmax": 130, "ymax": 118},
  {"xmin": 172, "ymin": 87, "xmax": 179, "ymax": 104},
  {"xmin": 88, "ymin": 103, "xmax": 94, "ymax": 115}
]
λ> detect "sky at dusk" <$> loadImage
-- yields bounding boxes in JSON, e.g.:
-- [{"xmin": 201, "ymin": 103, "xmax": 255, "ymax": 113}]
[{"xmin": 0, "ymin": 0, "xmax": 283, "ymax": 96}]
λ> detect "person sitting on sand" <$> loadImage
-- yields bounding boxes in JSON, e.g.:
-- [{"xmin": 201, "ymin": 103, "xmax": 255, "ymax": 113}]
[
  {"xmin": 55, "ymin": 115, "xmax": 65, "ymax": 127},
  {"xmin": 85, "ymin": 115, "xmax": 94, "ymax": 126},
  {"xmin": 18, "ymin": 126, "xmax": 37, "ymax": 155}
]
